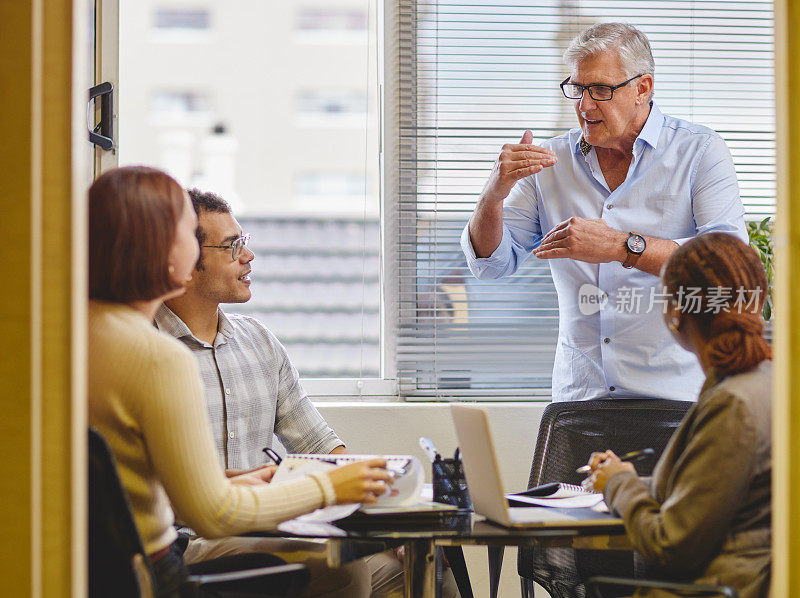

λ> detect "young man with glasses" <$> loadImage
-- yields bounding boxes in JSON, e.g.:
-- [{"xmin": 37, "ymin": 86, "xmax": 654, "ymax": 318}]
[
  {"xmin": 462, "ymin": 22, "xmax": 747, "ymax": 403},
  {"xmin": 156, "ymin": 189, "xmax": 456, "ymax": 597},
  {"xmin": 158, "ymin": 189, "xmax": 346, "ymax": 469}
]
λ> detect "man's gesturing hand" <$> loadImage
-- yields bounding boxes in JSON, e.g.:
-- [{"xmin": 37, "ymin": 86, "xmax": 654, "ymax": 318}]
[
  {"xmin": 534, "ymin": 217, "xmax": 627, "ymax": 264},
  {"xmin": 479, "ymin": 130, "xmax": 557, "ymax": 204},
  {"xmin": 327, "ymin": 458, "xmax": 393, "ymax": 505}
]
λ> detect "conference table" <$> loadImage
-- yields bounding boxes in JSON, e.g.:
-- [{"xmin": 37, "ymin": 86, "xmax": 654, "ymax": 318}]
[{"xmin": 252, "ymin": 507, "xmax": 631, "ymax": 598}]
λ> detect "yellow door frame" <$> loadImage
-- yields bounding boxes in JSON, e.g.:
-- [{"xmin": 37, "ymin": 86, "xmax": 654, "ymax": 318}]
[
  {"xmin": 773, "ymin": 0, "xmax": 800, "ymax": 594},
  {"xmin": 0, "ymin": 0, "xmax": 89, "ymax": 596}
]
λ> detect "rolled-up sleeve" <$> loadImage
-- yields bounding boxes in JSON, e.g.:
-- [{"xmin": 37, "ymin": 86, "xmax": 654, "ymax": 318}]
[
  {"xmin": 461, "ymin": 176, "xmax": 543, "ymax": 280},
  {"xmin": 675, "ymin": 134, "xmax": 747, "ymax": 246}
]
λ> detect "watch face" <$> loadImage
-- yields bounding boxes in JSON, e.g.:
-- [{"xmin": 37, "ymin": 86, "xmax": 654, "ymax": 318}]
[{"xmin": 627, "ymin": 234, "xmax": 646, "ymax": 254}]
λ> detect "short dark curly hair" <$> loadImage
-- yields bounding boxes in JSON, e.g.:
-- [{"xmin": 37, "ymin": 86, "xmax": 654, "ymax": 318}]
[{"xmin": 186, "ymin": 188, "xmax": 231, "ymax": 270}]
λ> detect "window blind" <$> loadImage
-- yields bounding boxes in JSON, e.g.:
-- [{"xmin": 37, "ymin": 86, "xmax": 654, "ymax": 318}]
[{"xmin": 395, "ymin": 0, "xmax": 775, "ymax": 399}]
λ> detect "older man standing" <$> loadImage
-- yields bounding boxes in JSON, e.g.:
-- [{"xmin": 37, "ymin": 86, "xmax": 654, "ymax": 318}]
[{"xmin": 462, "ymin": 22, "xmax": 747, "ymax": 402}]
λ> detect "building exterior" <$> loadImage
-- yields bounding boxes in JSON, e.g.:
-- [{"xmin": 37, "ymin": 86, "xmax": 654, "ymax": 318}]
[{"xmin": 118, "ymin": 0, "xmax": 381, "ymax": 377}]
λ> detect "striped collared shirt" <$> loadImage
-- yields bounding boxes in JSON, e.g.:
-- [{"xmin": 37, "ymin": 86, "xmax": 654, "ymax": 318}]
[{"xmin": 155, "ymin": 305, "xmax": 343, "ymax": 470}]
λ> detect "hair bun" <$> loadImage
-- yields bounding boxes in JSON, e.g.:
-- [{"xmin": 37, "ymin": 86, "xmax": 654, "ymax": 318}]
[
  {"xmin": 706, "ymin": 311, "xmax": 769, "ymax": 375},
  {"xmin": 709, "ymin": 310, "xmax": 763, "ymax": 336}
]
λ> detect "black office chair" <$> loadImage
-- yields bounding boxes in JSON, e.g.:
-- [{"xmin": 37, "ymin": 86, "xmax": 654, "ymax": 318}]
[
  {"xmin": 88, "ymin": 428, "xmax": 311, "ymax": 598},
  {"xmin": 515, "ymin": 399, "xmax": 694, "ymax": 598}
]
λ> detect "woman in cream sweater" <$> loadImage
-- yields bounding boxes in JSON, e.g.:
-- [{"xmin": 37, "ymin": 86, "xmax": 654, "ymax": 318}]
[{"xmin": 88, "ymin": 166, "xmax": 391, "ymax": 597}]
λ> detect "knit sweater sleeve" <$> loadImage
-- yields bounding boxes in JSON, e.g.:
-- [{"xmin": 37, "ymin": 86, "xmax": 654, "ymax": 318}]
[{"xmin": 136, "ymin": 338, "xmax": 325, "ymax": 538}]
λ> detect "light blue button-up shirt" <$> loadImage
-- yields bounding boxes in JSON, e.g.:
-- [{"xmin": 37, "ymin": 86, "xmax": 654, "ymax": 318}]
[{"xmin": 461, "ymin": 103, "xmax": 747, "ymax": 402}]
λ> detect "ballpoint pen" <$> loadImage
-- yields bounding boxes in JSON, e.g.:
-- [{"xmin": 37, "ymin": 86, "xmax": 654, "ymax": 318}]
[
  {"xmin": 262, "ymin": 447, "xmax": 283, "ymax": 465},
  {"xmin": 419, "ymin": 437, "xmax": 441, "ymax": 462},
  {"xmin": 576, "ymin": 448, "xmax": 656, "ymax": 474}
]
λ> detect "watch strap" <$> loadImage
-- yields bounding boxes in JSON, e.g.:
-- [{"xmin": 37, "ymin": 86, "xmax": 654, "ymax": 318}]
[{"xmin": 622, "ymin": 250, "xmax": 641, "ymax": 269}]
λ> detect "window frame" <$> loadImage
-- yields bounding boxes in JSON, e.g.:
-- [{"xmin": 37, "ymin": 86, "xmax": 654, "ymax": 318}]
[
  {"xmin": 300, "ymin": 0, "xmax": 403, "ymax": 400},
  {"xmin": 301, "ymin": 0, "xmax": 557, "ymax": 402}
]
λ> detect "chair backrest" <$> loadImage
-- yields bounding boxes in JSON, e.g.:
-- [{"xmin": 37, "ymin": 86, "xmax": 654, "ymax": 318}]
[
  {"xmin": 527, "ymin": 399, "xmax": 694, "ymax": 489},
  {"xmin": 88, "ymin": 427, "xmax": 156, "ymax": 598},
  {"xmin": 518, "ymin": 399, "xmax": 695, "ymax": 597}
]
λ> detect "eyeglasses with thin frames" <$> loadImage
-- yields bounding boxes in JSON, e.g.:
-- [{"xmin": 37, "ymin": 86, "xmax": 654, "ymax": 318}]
[
  {"xmin": 202, "ymin": 233, "xmax": 251, "ymax": 261},
  {"xmin": 560, "ymin": 73, "xmax": 644, "ymax": 101}
]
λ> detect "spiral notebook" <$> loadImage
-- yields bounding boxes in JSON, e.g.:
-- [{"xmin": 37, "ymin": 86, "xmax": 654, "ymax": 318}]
[
  {"xmin": 506, "ymin": 482, "xmax": 604, "ymax": 509},
  {"xmin": 272, "ymin": 453, "xmax": 426, "ymax": 507}
]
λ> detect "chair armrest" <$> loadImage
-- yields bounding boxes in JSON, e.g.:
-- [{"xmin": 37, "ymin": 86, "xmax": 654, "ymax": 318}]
[
  {"xmin": 188, "ymin": 563, "xmax": 308, "ymax": 587},
  {"xmin": 586, "ymin": 575, "xmax": 738, "ymax": 598}
]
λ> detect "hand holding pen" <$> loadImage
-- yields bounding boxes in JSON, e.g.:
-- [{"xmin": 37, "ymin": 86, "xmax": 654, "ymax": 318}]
[
  {"xmin": 576, "ymin": 448, "xmax": 655, "ymax": 474},
  {"xmin": 579, "ymin": 448, "xmax": 655, "ymax": 493}
]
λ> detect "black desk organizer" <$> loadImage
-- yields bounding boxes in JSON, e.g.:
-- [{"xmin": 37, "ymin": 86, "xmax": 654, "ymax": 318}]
[{"xmin": 432, "ymin": 450, "xmax": 472, "ymax": 511}]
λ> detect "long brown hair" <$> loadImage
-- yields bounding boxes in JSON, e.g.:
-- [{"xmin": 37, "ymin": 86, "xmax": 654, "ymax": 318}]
[
  {"xmin": 89, "ymin": 166, "xmax": 186, "ymax": 302},
  {"xmin": 662, "ymin": 232, "xmax": 771, "ymax": 377}
]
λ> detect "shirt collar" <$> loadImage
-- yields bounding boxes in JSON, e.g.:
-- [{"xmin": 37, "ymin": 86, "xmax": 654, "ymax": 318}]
[
  {"xmin": 574, "ymin": 101, "xmax": 664, "ymax": 156},
  {"xmin": 636, "ymin": 101, "xmax": 663, "ymax": 149},
  {"xmin": 154, "ymin": 304, "xmax": 234, "ymax": 348},
  {"xmin": 216, "ymin": 309, "xmax": 235, "ymax": 343},
  {"xmin": 154, "ymin": 304, "xmax": 193, "ymax": 338}
]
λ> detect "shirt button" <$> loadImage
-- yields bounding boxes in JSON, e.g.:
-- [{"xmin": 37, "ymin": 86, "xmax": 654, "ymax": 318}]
[
  {"xmin": 228, "ymin": 431, "xmax": 235, "ymax": 439},
  {"xmin": 225, "ymin": 389, "xmax": 231, "ymax": 395},
  {"xmin": 606, "ymin": 204, "xmax": 613, "ymax": 210},
  {"xmin": 609, "ymin": 386, "xmax": 616, "ymax": 392},
  {"xmin": 603, "ymin": 337, "xmax": 610, "ymax": 344}
]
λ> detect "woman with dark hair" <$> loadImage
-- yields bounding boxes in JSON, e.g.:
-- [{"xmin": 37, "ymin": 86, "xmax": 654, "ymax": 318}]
[
  {"xmin": 585, "ymin": 232, "xmax": 771, "ymax": 597},
  {"xmin": 88, "ymin": 166, "xmax": 391, "ymax": 597}
]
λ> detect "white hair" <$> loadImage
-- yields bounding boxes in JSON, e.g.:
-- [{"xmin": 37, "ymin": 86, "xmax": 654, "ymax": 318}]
[{"xmin": 563, "ymin": 22, "xmax": 655, "ymax": 78}]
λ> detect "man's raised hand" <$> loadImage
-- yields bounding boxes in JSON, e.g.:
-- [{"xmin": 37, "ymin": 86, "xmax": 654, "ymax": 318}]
[{"xmin": 479, "ymin": 130, "xmax": 557, "ymax": 204}]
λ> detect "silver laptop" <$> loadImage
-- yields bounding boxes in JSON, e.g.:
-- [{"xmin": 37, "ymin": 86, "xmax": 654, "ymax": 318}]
[{"xmin": 451, "ymin": 404, "xmax": 615, "ymax": 528}]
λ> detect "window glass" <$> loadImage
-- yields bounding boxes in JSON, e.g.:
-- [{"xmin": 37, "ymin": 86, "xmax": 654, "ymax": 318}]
[
  {"xmin": 297, "ymin": 8, "xmax": 368, "ymax": 32},
  {"xmin": 154, "ymin": 8, "xmax": 210, "ymax": 30},
  {"xmin": 119, "ymin": 0, "xmax": 380, "ymax": 379}
]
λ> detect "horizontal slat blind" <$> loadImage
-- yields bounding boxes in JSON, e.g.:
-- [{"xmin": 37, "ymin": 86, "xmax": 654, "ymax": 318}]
[{"xmin": 396, "ymin": 0, "xmax": 775, "ymax": 399}]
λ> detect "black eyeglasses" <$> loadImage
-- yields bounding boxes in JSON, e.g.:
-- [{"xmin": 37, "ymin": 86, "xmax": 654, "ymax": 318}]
[
  {"xmin": 560, "ymin": 73, "xmax": 644, "ymax": 101},
  {"xmin": 202, "ymin": 233, "xmax": 250, "ymax": 261}
]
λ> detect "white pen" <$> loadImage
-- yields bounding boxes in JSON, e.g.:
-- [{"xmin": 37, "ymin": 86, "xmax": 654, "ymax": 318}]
[
  {"xmin": 419, "ymin": 437, "xmax": 440, "ymax": 462},
  {"xmin": 576, "ymin": 448, "xmax": 656, "ymax": 474}
]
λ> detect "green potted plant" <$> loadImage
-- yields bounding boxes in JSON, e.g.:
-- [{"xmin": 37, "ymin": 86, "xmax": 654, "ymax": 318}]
[{"xmin": 746, "ymin": 216, "xmax": 774, "ymax": 321}]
